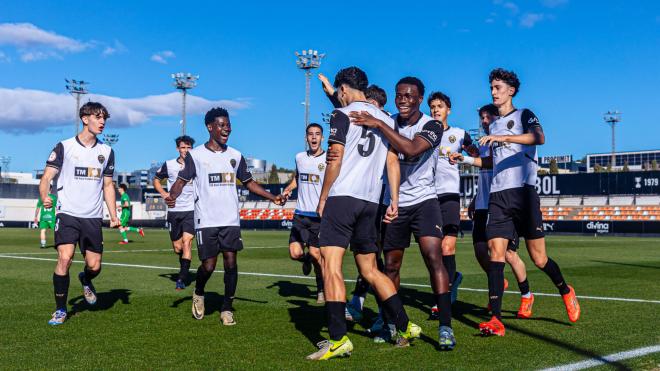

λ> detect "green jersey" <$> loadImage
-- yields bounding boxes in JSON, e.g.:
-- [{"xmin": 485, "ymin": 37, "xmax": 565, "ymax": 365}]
[
  {"xmin": 120, "ymin": 193, "xmax": 131, "ymax": 214},
  {"xmin": 37, "ymin": 194, "xmax": 57, "ymax": 222}
]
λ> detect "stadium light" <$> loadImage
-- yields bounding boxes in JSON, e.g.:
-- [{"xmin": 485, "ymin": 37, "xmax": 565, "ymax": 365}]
[
  {"xmin": 0, "ymin": 155, "xmax": 11, "ymax": 182},
  {"xmin": 603, "ymin": 111, "xmax": 622, "ymax": 169},
  {"xmin": 65, "ymin": 79, "xmax": 89, "ymax": 135},
  {"xmin": 295, "ymin": 49, "xmax": 325, "ymax": 131},
  {"xmin": 103, "ymin": 133, "xmax": 120, "ymax": 147},
  {"xmin": 171, "ymin": 72, "xmax": 199, "ymax": 135}
]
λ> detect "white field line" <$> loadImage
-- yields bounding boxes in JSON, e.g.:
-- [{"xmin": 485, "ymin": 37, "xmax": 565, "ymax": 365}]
[
  {"xmin": 1, "ymin": 254, "xmax": 659, "ymax": 304},
  {"xmin": 541, "ymin": 344, "xmax": 660, "ymax": 371},
  {"xmin": 0, "ymin": 246, "xmax": 288, "ymax": 255}
]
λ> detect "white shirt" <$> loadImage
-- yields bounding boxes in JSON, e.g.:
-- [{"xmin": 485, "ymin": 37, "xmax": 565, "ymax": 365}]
[
  {"xmin": 155, "ymin": 158, "xmax": 194, "ymax": 212},
  {"xmin": 294, "ymin": 151, "xmax": 326, "ymax": 216},
  {"xmin": 46, "ymin": 136, "xmax": 114, "ymax": 218},
  {"xmin": 435, "ymin": 126, "xmax": 473, "ymax": 195}
]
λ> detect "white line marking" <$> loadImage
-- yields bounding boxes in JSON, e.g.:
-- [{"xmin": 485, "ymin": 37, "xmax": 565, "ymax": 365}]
[
  {"xmin": 0, "ymin": 245, "xmax": 288, "ymax": 255},
  {"xmin": 541, "ymin": 345, "xmax": 660, "ymax": 371},
  {"xmin": 1, "ymin": 254, "xmax": 659, "ymax": 304}
]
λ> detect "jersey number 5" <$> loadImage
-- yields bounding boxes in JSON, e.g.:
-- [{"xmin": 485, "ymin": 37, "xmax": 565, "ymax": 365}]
[{"xmin": 358, "ymin": 127, "xmax": 376, "ymax": 157}]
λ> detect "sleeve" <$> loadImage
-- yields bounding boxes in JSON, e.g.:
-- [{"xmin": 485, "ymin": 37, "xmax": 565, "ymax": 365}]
[
  {"xmin": 155, "ymin": 162, "xmax": 168, "ymax": 180},
  {"xmin": 327, "ymin": 91, "xmax": 342, "ymax": 109},
  {"xmin": 463, "ymin": 131, "xmax": 474, "ymax": 147},
  {"xmin": 521, "ymin": 109, "xmax": 542, "ymax": 133},
  {"xmin": 46, "ymin": 142, "xmax": 64, "ymax": 169},
  {"xmin": 328, "ymin": 110, "xmax": 350, "ymax": 145},
  {"xmin": 178, "ymin": 153, "xmax": 197, "ymax": 181},
  {"xmin": 103, "ymin": 149, "xmax": 115, "ymax": 177},
  {"xmin": 237, "ymin": 156, "xmax": 253, "ymax": 183},
  {"xmin": 415, "ymin": 120, "xmax": 444, "ymax": 148}
]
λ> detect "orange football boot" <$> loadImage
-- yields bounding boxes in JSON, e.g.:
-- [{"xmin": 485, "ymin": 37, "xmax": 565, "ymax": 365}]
[
  {"xmin": 517, "ymin": 294, "xmax": 534, "ymax": 319},
  {"xmin": 562, "ymin": 285, "xmax": 581, "ymax": 323},
  {"xmin": 479, "ymin": 316, "xmax": 505, "ymax": 336}
]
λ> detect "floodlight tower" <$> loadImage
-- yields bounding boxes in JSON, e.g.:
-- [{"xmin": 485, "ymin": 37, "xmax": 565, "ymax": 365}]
[
  {"xmin": 103, "ymin": 134, "xmax": 120, "ymax": 147},
  {"xmin": 603, "ymin": 110, "xmax": 622, "ymax": 169},
  {"xmin": 295, "ymin": 49, "xmax": 325, "ymax": 129},
  {"xmin": 171, "ymin": 73, "xmax": 199, "ymax": 135},
  {"xmin": 65, "ymin": 79, "xmax": 89, "ymax": 135},
  {"xmin": 0, "ymin": 156, "xmax": 11, "ymax": 181}
]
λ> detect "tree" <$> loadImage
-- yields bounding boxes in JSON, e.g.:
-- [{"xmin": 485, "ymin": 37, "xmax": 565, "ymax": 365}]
[
  {"xmin": 549, "ymin": 159, "xmax": 559, "ymax": 174},
  {"xmin": 652, "ymin": 160, "xmax": 658, "ymax": 171},
  {"xmin": 268, "ymin": 164, "xmax": 280, "ymax": 184},
  {"xmin": 594, "ymin": 164, "xmax": 603, "ymax": 173},
  {"xmin": 537, "ymin": 169, "xmax": 548, "ymax": 175},
  {"xmin": 606, "ymin": 162, "xmax": 612, "ymax": 172},
  {"xmin": 622, "ymin": 161, "xmax": 629, "ymax": 172}
]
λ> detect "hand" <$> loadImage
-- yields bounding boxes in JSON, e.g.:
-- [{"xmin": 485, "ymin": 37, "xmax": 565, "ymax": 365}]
[
  {"xmin": 383, "ymin": 203, "xmax": 398, "ymax": 224},
  {"xmin": 273, "ymin": 194, "xmax": 285, "ymax": 206},
  {"xmin": 479, "ymin": 135, "xmax": 505, "ymax": 146},
  {"xmin": 34, "ymin": 217, "xmax": 39, "ymax": 223},
  {"xmin": 348, "ymin": 111, "xmax": 381, "ymax": 128},
  {"xmin": 316, "ymin": 199, "xmax": 326, "ymax": 218},
  {"xmin": 109, "ymin": 216, "xmax": 120, "ymax": 228},
  {"xmin": 318, "ymin": 73, "xmax": 334, "ymax": 95},
  {"xmin": 165, "ymin": 196, "xmax": 176, "ymax": 208},
  {"xmin": 281, "ymin": 189, "xmax": 292, "ymax": 200},
  {"xmin": 42, "ymin": 195, "xmax": 53, "ymax": 209},
  {"xmin": 160, "ymin": 192, "xmax": 170, "ymax": 200},
  {"xmin": 326, "ymin": 148, "xmax": 341, "ymax": 164},
  {"xmin": 448, "ymin": 152, "xmax": 464, "ymax": 165}
]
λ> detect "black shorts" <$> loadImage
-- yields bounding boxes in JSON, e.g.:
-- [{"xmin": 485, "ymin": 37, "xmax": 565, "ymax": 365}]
[
  {"xmin": 487, "ymin": 185, "xmax": 545, "ymax": 241},
  {"xmin": 437, "ymin": 193, "xmax": 461, "ymax": 237},
  {"xmin": 54, "ymin": 213, "xmax": 103, "ymax": 254},
  {"xmin": 167, "ymin": 211, "xmax": 195, "ymax": 241},
  {"xmin": 289, "ymin": 214, "xmax": 321, "ymax": 248},
  {"xmin": 375, "ymin": 204, "xmax": 388, "ymax": 248},
  {"xmin": 383, "ymin": 198, "xmax": 443, "ymax": 251},
  {"xmin": 318, "ymin": 196, "xmax": 379, "ymax": 254},
  {"xmin": 196, "ymin": 226, "xmax": 243, "ymax": 260},
  {"xmin": 472, "ymin": 209, "xmax": 519, "ymax": 251}
]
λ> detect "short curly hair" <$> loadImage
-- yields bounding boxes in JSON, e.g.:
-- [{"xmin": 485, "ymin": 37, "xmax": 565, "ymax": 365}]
[
  {"xmin": 489, "ymin": 68, "xmax": 520, "ymax": 96},
  {"xmin": 204, "ymin": 107, "xmax": 229, "ymax": 125},
  {"xmin": 333, "ymin": 67, "xmax": 368, "ymax": 93},
  {"xmin": 365, "ymin": 84, "xmax": 387, "ymax": 107},
  {"xmin": 396, "ymin": 76, "xmax": 425, "ymax": 97},
  {"xmin": 427, "ymin": 91, "xmax": 451, "ymax": 108}
]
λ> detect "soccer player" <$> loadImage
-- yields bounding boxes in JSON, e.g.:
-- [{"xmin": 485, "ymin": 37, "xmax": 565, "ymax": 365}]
[
  {"xmin": 117, "ymin": 183, "xmax": 144, "ymax": 244},
  {"xmin": 319, "ymin": 72, "xmax": 387, "ymax": 110},
  {"xmin": 282, "ymin": 123, "xmax": 326, "ymax": 304},
  {"xmin": 39, "ymin": 101, "xmax": 119, "ymax": 326},
  {"xmin": 350, "ymin": 76, "xmax": 456, "ymax": 350},
  {"xmin": 455, "ymin": 68, "xmax": 580, "ymax": 336},
  {"xmin": 34, "ymin": 192, "xmax": 57, "ymax": 248},
  {"xmin": 428, "ymin": 91, "xmax": 477, "ymax": 308},
  {"xmin": 306, "ymin": 67, "xmax": 420, "ymax": 361},
  {"xmin": 165, "ymin": 107, "xmax": 284, "ymax": 326},
  {"xmin": 154, "ymin": 135, "xmax": 196, "ymax": 290},
  {"xmin": 453, "ymin": 104, "xmax": 534, "ymax": 318}
]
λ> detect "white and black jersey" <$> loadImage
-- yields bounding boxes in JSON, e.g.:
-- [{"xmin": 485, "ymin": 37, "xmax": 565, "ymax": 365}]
[
  {"xmin": 475, "ymin": 144, "xmax": 493, "ymax": 210},
  {"xmin": 46, "ymin": 136, "xmax": 114, "ymax": 218},
  {"xmin": 177, "ymin": 144, "xmax": 253, "ymax": 229},
  {"xmin": 384, "ymin": 113, "xmax": 444, "ymax": 207},
  {"xmin": 155, "ymin": 158, "xmax": 194, "ymax": 212},
  {"xmin": 294, "ymin": 151, "xmax": 326, "ymax": 217},
  {"xmin": 489, "ymin": 109, "xmax": 541, "ymax": 193},
  {"xmin": 327, "ymin": 101, "xmax": 395, "ymax": 204},
  {"xmin": 434, "ymin": 126, "xmax": 473, "ymax": 195}
]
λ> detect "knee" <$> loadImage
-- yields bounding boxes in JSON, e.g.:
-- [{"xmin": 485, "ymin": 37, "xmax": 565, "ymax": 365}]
[
  {"xmin": 57, "ymin": 255, "xmax": 73, "ymax": 269},
  {"xmin": 202, "ymin": 260, "xmax": 217, "ymax": 272},
  {"xmin": 172, "ymin": 241, "xmax": 183, "ymax": 253},
  {"xmin": 359, "ymin": 266, "xmax": 380, "ymax": 283},
  {"xmin": 289, "ymin": 251, "xmax": 303, "ymax": 260},
  {"xmin": 532, "ymin": 256, "xmax": 548, "ymax": 269},
  {"xmin": 384, "ymin": 262, "xmax": 401, "ymax": 277}
]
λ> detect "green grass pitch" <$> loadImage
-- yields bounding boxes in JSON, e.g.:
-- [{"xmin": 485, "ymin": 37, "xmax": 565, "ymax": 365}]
[{"xmin": 1, "ymin": 228, "xmax": 659, "ymax": 370}]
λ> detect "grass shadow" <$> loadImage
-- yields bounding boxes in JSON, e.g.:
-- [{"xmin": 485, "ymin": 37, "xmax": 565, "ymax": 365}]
[
  {"xmin": 590, "ymin": 259, "xmax": 660, "ymax": 270},
  {"xmin": 68, "ymin": 289, "xmax": 131, "ymax": 316},
  {"xmin": 158, "ymin": 272, "xmax": 196, "ymax": 287}
]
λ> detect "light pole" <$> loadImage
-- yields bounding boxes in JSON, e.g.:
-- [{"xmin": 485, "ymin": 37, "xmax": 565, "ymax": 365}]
[
  {"xmin": 295, "ymin": 49, "xmax": 325, "ymax": 130},
  {"xmin": 0, "ymin": 156, "xmax": 11, "ymax": 181},
  {"xmin": 603, "ymin": 110, "xmax": 622, "ymax": 169},
  {"xmin": 171, "ymin": 73, "xmax": 199, "ymax": 135},
  {"xmin": 65, "ymin": 79, "xmax": 89, "ymax": 135},
  {"xmin": 103, "ymin": 134, "xmax": 120, "ymax": 147}
]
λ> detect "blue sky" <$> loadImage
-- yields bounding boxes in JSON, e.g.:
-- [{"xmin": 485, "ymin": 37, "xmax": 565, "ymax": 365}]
[{"xmin": 1, "ymin": 0, "xmax": 659, "ymax": 173}]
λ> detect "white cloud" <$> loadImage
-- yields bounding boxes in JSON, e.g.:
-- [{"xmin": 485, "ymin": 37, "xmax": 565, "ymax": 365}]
[
  {"xmin": 520, "ymin": 13, "xmax": 546, "ymax": 28},
  {"xmin": 102, "ymin": 40, "xmax": 128, "ymax": 57},
  {"xmin": 150, "ymin": 50, "xmax": 175, "ymax": 64},
  {"xmin": 541, "ymin": 0, "xmax": 568, "ymax": 8},
  {"xmin": 0, "ymin": 51, "xmax": 9, "ymax": 62},
  {"xmin": 494, "ymin": 0, "xmax": 519, "ymax": 14},
  {"xmin": 0, "ymin": 87, "xmax": 249, "ymax": 133},
  {"xmin": 0, "ymin": 23, "xmax": 90, "ymax": 61}
]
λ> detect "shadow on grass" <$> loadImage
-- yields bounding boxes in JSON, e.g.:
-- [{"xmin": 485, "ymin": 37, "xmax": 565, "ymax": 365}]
[
  {"xmin": 590, "ymin": 259, "xmax": 660, "ymax": 270},
  {"xmin": 68, "ymin": 289, "xmax": 131, "ymax": 316},
  {"xmin": 158, "ymin": 272, "xmax": 197, "ymax": 287},
  {"xmin": 170, "ymin": 292, "xmax": 267, "ymax": 314}
]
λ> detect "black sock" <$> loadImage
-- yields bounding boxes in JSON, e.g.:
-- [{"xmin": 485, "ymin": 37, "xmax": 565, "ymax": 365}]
[
  {"xmin": 222, "ymin": 266, "xmax": 238, "ymax": 311},
  {"xmin": 541, "ymin": 258, "xmax": 570, "ymax": 295},
  {"xmin": 435, "ymin": 293, "xmax": 452, "ymax": 327},
  {"xmin": 179, "ymin": 258, "xmax": 191, "ymax": 281},
  {"xmin": 353, "ymin": 274, "xmax": 370, "ymax": 297},
  {"xmin": 194, "ymin": 265, "xmax": 213, "ymax": 296},
  {"xmin": 314, "ymin": 265, "xmax": 324, "ymax": 292},
  {"xmin": 488, "ymin": 262, "xmax": 506, "ymax": 319},
  {"xmin": 518, "ymin": 279, "xmax": 530, "ymax": 296},
  {"xmin": 381, "ymin": 294, "xmax": 409, "ymax": 332},
  {"xmin": 82, "ymin": 266, "xmax": 100, "ymax": 285},
  {"xmin": 443, "ymin": 255, "xmax": 457, "ymax": 286},
  {"xmin": 53, "ymin": 273, "xmax": 70, "ymax": 311},
  {"xmin": 326, "ymin": 301, "xmax": 347, "ymax": 341}
]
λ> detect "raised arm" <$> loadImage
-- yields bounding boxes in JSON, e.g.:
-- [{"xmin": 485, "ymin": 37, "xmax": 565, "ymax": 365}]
[{"xmin": 318, "ymin": 73, "xmax": 341, "ymax": 108}]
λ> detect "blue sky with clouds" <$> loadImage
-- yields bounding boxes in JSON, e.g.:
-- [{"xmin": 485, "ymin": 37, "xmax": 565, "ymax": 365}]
[{"xmin": 1, "ymin": 0, "xmax": 659, "ymax": 172}]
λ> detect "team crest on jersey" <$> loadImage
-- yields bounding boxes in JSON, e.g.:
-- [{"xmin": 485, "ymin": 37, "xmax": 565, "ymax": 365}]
[
  {"xmin": 98, "ymin": 154, "xmax": 105, "ymax": 164},
  {"xmin": 318, "ymin": 163, "xmax": 325, "ymax": 171},
  {"xmin": 48, "ymin": 151, "xmax": 56, "ymax": 162},
  {"xmin": 507, "ymin": 120, "xmax": 514, "ymax": 129},
  {"xmin": 230, "ymin": 159, "xmax": 237, "ymax": 168},
  {"xmin": 448, "ymin": 135, "xmax": 456, "ymax": 143}
]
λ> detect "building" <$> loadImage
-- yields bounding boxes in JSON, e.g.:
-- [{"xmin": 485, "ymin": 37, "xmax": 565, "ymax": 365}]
[{"xmin": 586, "ymin": 150, "xmax": 660, "ymax": 173}]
